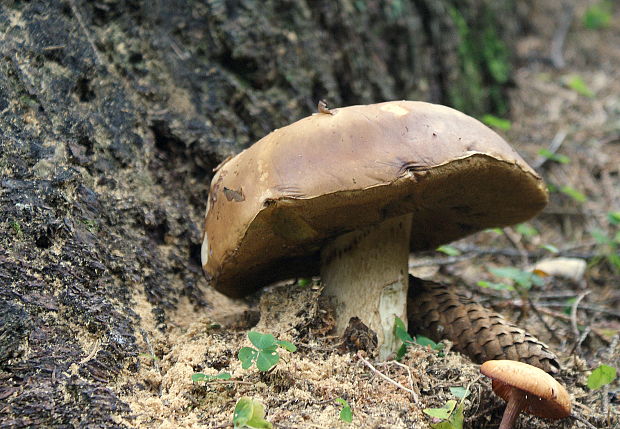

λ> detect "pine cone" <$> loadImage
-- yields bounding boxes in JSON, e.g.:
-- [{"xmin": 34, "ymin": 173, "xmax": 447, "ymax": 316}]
[{"xmin": 407, "ymin": 275, "xmax": 560, "ymax": 374}]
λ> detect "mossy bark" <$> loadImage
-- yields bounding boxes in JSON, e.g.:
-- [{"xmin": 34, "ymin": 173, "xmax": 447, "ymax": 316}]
[{"xmin": 0, "ymin": 0, "xmax": 519, "ymax": 426}]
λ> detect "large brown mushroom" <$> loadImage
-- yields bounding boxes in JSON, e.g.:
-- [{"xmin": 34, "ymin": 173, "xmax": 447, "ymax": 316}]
[
  {"xmin": 201, "ymin": 101, "xmax": 548, "ymax": 358},
  {"xmin": 480, "ymin": 360, "xmax": 572, "ymax": 428}
]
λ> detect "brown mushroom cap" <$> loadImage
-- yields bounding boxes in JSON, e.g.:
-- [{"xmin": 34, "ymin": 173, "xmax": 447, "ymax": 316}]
[
  {"xmin": 481, "ymin": 360, "xmax": 572, "ymax": 419},
  {"xmin": 202, "ymin": 101, "xmax": 548, "ymax": 297}
]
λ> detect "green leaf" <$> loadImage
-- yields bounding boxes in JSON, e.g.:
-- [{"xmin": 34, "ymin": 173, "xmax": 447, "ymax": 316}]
[
  {"xmin": 415, "ymin": 335, "xmax": 444, "ymax": 351},
  {"xmin": 233, "ymin": 397, "xmax": 273, "ymax": 429},
  {"xmin": 255, "ymin": 347, "xmax": 280, "ymax": 372},
  {"xmin": 276, "ymin": 340, "xmax": 297, "ymax": 353},
  {"xmin": 591, "ymin": 229, "xmax": 613, "ymax": 246},
  {"xmin": 583, "ymin": 2, "xmax": 612, "ymax": 29},
  {"xmin": 238, "ymin": 347, "xmax": 258, "ymax": 369},
  {"xmin": 515, "ymin": 223, "xmax": 539, "ymax": 237},
  {"xmin": 488, "ymin": 267, "xmax": 543, "ymax": 289},
  {"xmin": 248, "ymin": 332, "xmax": 277, "ymax": 350},
  {"xmin": 335, "ymin": 398, "xmax": 353, "ymax": 423},
  {"xmin": 394, "ymin": 317, "xmax": 414, "ymax": 343},
  {"xmin": 297, "ymin": 278, "xmax": 311, "ymax": 287},
  {"xmin": 192, "ymin": 372, "xmax": 231, "ymax": 382},
  {"xmin": 587, "ymin": 365, "xmax": 617, "ymax": 390},
  {"xmin": 449, "ymin": 387, "xmax": 470, "ymax": 400},
  {"xmin": 437, "ymin": 245, "xmax": 461, "ymax": 256},
  {"xmin": 481, "ymin": 114, "xmax": 511, "ymax": 131},
  {"xmin": 477, "ymin": 280, "xmax": 514, "ymax": 291},
  {"xmin": 540, "ymin": 244, "xmax": 560, "ymax": 254},
  {"xmin": 608, "ymin": 212, "xmax": 620, "ymax": 225},
  {"xmin": 538, "ymin": 148, "xmax": 570, "ymax": 164},
  {"xmin": 424, "ymin": 400, "xmax": 457, "ymax": 420},
  {"xmin": 566, "ymin": 75, "xmax": 594, "ymax": 98},
  {"xmin": 560, "ymin": 185, "xmax": 587, "ymax": 203}
]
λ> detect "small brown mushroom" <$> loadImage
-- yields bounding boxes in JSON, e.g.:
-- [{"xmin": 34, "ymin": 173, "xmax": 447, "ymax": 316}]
[{"xmin": 481, "ymin": 360, "xmax": 572, "ymax": 429}]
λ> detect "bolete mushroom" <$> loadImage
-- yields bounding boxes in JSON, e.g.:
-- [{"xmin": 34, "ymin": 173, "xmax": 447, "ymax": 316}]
[
  {"xmin": 480, "ymin": 360, "xmax": 572, "ymax": 428},
  {"xmin": 201, "ymin": 101, "xmax": 548, "ymax": 359}
]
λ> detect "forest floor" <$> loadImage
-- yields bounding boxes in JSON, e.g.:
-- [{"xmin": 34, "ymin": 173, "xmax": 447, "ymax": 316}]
[{"xmin": 116, "ymin": 2, "xmax": 620, "ymax": 428}]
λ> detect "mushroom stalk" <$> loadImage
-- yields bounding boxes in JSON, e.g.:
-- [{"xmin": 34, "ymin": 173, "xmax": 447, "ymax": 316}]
[
  {"xmin": 499, "ymin": 388, "xmax": 527, "ymax": 429},
  {"xmin": 320, "ymin": 213, "xmax": 412, "ymax": 360}
]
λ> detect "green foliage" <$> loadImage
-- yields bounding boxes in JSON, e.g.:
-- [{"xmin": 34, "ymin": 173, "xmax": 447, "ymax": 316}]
[
  {"xmin": 297, "ymin": 278, "xmax": 311, "ymax": 287},
  {"xmin": 487, "ymin": 266, "xmax": 544, "ymax": 291},
  {"xmin": 583, "ymin": 1, "xmax": 613, "ymax": 29},
  {"xmin": 481, "ymin": 114, "xmax": 511, "ymax": 131},
  {"xmin": 394, "ymin": 317, "xmax": 444, "ymax": 361},
  {"xmin": 587, "ymin": 364, "xmax": 617, "ymax": 390},
  {"xmin": 591, "ymin": 220, "xmax": 620, "ymax": 272},
  {"xmin": 515, "ymin": 223, "xmax": 538, "ymax": 238},
  {"xmin": 335, "ymin": 398, "xmax": 353, "ymax": 423},
  {"xmin": 233, "ymin": 397, "xmax": 272, "ymax": 429},
  {"xmin": 436, "ymin": 245, "xmax": 461, "ymax": 256},
  {"xmin": 423, "ymin": 387, "xmax": 469, "ymax": 428},
  {"xmin": 540, "ymin": 244, "xmax": 560, "ymax": 254},
  {"xmin": 238, "ymin": 332, "xmax": 297, "ymax": 372},
  {"xmin": 566, "ymin": 75, "xmax": 595, "ymax": 98},
  {"xmin": 10, "ymin": 221, "xmax": 22, "ymax": 236},
  {"xmin": 538, "ymin": 148, "xmax": 570, "ymax": 164},
  {"xmin": 192, "ymin": 372, "xmax": 231, "ymax": 382},
  {"xmin": 560, "ymin": 185, "xmax": 587, "ymax": 203}
]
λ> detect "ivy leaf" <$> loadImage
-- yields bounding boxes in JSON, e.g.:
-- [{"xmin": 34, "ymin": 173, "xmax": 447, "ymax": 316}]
[{"xmin": 587, "ymin": 365, "xmax": 617, "ymax": 390}]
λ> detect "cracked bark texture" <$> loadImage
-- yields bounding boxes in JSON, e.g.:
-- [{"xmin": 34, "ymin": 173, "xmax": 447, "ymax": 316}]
[
  {"xmin": 407, "ymin": 276, "xmax": 561, "ymax": 374},
  {"xmin": 0, "ymin": 1, "xmax": 520, "ymax": 426}
]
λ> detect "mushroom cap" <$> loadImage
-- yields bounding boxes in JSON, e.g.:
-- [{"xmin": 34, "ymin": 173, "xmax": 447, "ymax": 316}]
[
  {"xmin": 202, "ymin": 101, "xmax": 548, "ymax": 297},
  {"xmin": 481, "ymin": 360, "xmax": 572, "ymax": 419}
]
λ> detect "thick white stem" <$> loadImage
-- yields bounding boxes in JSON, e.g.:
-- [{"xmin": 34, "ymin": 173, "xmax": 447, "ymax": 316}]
[{"xmin": 320, "ymin": 214, "xmax": 412, "ymax": 360}]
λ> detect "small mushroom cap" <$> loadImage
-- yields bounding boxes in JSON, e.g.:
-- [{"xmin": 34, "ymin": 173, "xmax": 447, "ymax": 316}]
[
  {"xmin": 203, "ymin": 101, "xmax": 548, "ymax": 297},
  {"xmin": 481, "ymin": 360, "xmax": 572, "ymax": 419}
]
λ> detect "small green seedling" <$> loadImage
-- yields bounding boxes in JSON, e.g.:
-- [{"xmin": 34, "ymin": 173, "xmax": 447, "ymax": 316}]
[
  {"xmin": 540, "ymin": 243, "xmax": 560, "ymax": 254},
  {"xmin": 238, "ymin": 332, "xmax": 297, "ymax": 372},
  {"xmin": 538, "ymin": 148, "xmax": 570, "ymax": 164},
  {"xmin": 233, "ymin": 397, "xmax": 272, "ymax": 429},
  {"xmin": 587, "ymin": 364, "xmax": 617, "ymax": 390},
  {"xmin": 335, "ymin": 398, "xmax": 352, "ymax": 423},
  {"xmin": 590, "ymin": 212, "xmax": 620, "ymax": 272},
  {"xmin": 583, "ymin": 1, "xmax": 612, "ymax": 29},
  {"xmin": 515, "ymin": 223, "xmax": 539, "ymax": 238},
  {"xmin": 560, "ymin": 185, "xmax": 587, "ymax": 203},
  {"xmin": 481, "ymin": 114, "xmax": 511, "ymax": 131},
  {"xmin": 423, "ymin": 387, "xmax": 469, "ymax": 429},
  {"xmin": 565, "ymin": 75, "xmax": 594, "ymax": 98},
  {"xmin": 436, "ymin": 245, "xmax": 461, "ymax": 256},
  {"xmin": 393, "ymin": 317, "xmax": 444, "ymax": 361},
  {"xmin": 479, "ymin": 266, "xmax": 544, "ymax": 293},
  {"xmin": 138, "ymin": 353, "xmax": 160, "ymax": 361},
  {"xmin": 192, "ymin": 372, "xmax": 231, "ymax": 382}
]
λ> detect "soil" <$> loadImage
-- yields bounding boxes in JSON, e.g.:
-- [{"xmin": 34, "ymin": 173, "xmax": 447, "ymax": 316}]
[{"xmin": 116, "ymin": 2, "xmax": 620, "ymax": 429}]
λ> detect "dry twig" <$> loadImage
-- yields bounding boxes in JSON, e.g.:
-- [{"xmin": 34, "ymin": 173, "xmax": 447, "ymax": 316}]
[{"xmin": 357, "ymin": 352, "xmax": 418, "ymax": 402}]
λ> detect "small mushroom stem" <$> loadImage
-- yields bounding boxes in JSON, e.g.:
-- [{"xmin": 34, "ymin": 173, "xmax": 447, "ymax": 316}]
[
  {"xmin": 499, "ymin": 388, "xmax": 527, "ymax": 429},
  {"xmin": 320, "ymin": 214, "xmax": 412, "ymax": 360}
]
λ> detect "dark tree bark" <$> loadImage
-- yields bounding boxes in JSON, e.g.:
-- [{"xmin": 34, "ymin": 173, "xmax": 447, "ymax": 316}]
[{"xmin": 0, "ymin": 1, "xmax": 520, "ymax": 426}]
